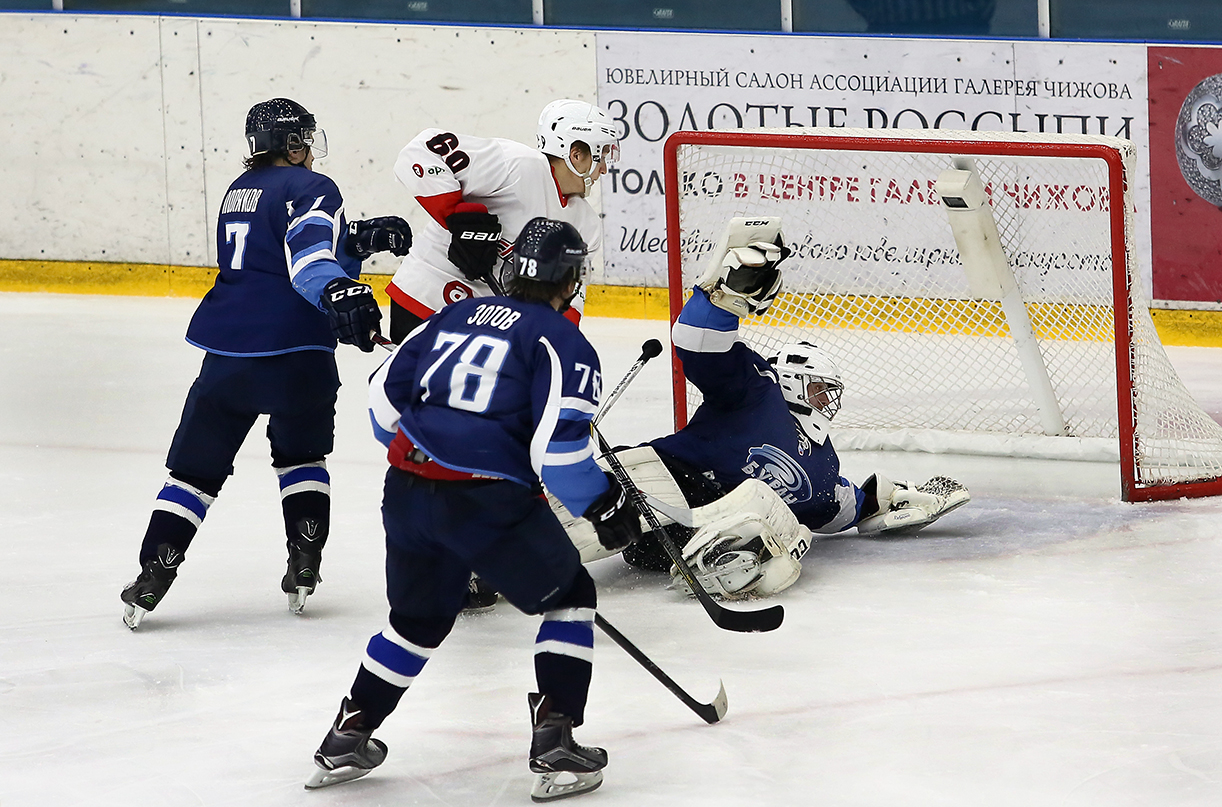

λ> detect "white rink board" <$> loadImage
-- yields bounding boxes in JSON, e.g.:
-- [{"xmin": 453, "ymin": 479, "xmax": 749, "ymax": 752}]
[
  {"xmin": 0, "ymin": 15, "xmax": 1157, "ymax": 291},
  {"xmin": 0, "ymin": 14, "xmax": 597, "ymax": 274}
]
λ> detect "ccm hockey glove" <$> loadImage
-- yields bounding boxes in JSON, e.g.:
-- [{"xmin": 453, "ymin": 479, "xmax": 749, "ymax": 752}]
[
  {"xmin": 321, "ymin": 277, "xmax": 382, "ymax": 353},
  {"xmin": 446, "ymin": 203, "xmax": 502, "ymax": 283},
  {"xmin": 345, "ymin": 216, "xmax": 412, "ymax": 259},
  {"xmin": 582, "ymin": 472, "xmax": 643, "ymax": 552}
]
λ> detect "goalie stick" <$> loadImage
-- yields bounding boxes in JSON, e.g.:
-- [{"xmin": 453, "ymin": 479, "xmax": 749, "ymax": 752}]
[{"xmin": 595, "ymin": 612, "xmax": 727, "ymax": 724}]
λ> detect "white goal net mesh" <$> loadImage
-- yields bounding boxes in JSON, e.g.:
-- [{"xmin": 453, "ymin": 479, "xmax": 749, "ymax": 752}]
[{"xmin": 667, "ymin": 128, "xmax": 1222, "ymax": 498}]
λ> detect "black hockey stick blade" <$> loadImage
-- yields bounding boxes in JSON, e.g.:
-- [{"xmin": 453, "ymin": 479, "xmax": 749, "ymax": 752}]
[{"xmin": 595, "ymin": 613, "xmax": 727, "ymax": 724}]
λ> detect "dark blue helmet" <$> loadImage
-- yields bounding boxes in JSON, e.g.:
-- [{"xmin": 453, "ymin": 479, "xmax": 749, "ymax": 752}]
[
  {"xmin": 245, "ymin": 98, "xmax": 328, "ymax": 158},
  {"xmin": 511, "ymin": 217, "xmax": 588, "ymax": 285}
]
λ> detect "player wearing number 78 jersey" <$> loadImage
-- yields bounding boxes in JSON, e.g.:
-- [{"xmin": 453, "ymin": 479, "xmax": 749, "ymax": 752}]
[{"xmin": 306, "ymin": 218, "xmax": 640, "ymax": 802}]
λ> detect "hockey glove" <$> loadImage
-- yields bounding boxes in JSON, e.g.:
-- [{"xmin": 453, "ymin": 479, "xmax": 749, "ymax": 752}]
[
  {"xmin": 344, "ymin": 216, "xmax": 413, "ymax": 260},
  {"xmin": 582, "ymin": 472, "xmax": 642, "ymax": 552},
  {"xmin": 321, "ymin": 277, "xmax": 382, "ymax": 353},
  {"xmin": 446, "ymin": 203, "xmax": 502, "ymax": 283}
]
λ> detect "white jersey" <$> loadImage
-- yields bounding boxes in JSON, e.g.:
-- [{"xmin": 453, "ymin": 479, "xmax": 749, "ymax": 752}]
[{"xmin": 387, "ymin": 129, "xmax": 601, "ymax": 319}]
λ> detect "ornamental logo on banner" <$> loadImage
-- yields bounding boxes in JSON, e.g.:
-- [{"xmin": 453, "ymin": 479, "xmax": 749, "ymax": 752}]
[
  {"xmin": 1175, "ymin": 73, "xmax": 1222, "ymax": 206},
  {"xmin": 742, "ymin": 444, "xmax": 812, "ymax": 505}
]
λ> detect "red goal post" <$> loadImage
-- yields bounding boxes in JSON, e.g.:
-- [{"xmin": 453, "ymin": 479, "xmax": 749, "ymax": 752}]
[{"xmin": 662, "ymin": 127, "xmax": 1222, "ymax": 502}]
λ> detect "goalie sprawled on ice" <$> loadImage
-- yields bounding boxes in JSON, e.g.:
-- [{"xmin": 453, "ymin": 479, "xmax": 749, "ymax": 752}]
[{"xmin": 556, "ymin": 217, "xmax": 970, "ymax": 599}]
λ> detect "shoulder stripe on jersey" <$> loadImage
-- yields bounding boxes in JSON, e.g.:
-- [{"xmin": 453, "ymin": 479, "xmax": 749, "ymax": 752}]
[{"xmin": 672, "ymin": 320, "xmax": 738, "ymax": 353}]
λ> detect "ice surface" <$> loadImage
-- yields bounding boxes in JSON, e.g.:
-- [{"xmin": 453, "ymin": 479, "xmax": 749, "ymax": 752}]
[{"xmin": 2, "ymin": 292, "xmax": 1222, "ymax": 806}]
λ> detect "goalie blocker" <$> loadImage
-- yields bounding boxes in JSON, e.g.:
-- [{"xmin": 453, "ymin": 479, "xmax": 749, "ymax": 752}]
[{"xmin": 549, "ymin": 447, "xmax": 970, "ymax": 598}]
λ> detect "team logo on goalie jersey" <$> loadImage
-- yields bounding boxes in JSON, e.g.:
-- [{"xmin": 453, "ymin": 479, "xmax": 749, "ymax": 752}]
[{"xmin": 741, "ymin": 444, "xmax": 812, "ymax": 505}]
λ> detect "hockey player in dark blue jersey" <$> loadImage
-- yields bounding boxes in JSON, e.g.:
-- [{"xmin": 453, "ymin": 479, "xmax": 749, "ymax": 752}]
[
  {"xmin": 305, "ymin": 218, "xmax": 640, "ymax": 802},
  {"xmin": 120, "ymin": 98, "xmax": 413, "ymax": 628},
  {"xmin": 561, "ymin": 217, "xmax": 970, "ymax": 600}
]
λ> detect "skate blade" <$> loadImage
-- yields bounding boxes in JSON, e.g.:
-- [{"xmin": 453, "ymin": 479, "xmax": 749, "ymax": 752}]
[
  {"xmin": 123, "ymin": 603, "xmax": 148, "ymax": 630},
  {"xmin": 531, "ymin": 770, "xmax": 604, "ymax": 802},
  {"xmin": 304, "ymin": 763, "xmax": 373, "ymax": 789},
  {"xmin": 287, "ymin": 586, "xmax": 310, "ymax": 615}
]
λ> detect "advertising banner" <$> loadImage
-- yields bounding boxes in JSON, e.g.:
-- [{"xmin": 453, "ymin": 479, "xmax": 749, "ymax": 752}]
[
  {"xmin": 1148, "ymin": 45, "xmax": 1222, "ymax": 305},
  {"xmin": 595, "ymin": 31, "xmax": 1150, "ymax": 293}
]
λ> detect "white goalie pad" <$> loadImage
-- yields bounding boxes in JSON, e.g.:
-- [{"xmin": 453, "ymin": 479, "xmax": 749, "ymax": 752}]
[
  {"xmin": 551, "ymin": 446, "xmax": 689, "ymax": 564},
  {"xmin": 672, "ymin": 478, "xmax": 813, "ymax": 599},
  {"xmin": 856, "ymin": 474, "xmax": 971, "ymax": 535}
]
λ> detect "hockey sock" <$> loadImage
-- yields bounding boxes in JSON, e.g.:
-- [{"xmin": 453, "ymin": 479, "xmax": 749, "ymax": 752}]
[
  {"xmin": 138, "ymin": 475, "xmax": 219, "ymax": 564},
  {"xmin": 275, "ymin": 461, "xmax": 330, "ymax": 546},
  {"xmin": 349, "ymin": 619, "xmax": 449, "ymax": 729},
  {"xmin": 533, "ymin": 570, "xmax": 596, "ymax": 726}
]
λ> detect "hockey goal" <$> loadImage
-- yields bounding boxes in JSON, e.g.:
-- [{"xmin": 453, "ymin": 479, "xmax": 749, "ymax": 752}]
[{"xmin": 662, "ymin": 128, "xmax": 1222, "ymax": 502}]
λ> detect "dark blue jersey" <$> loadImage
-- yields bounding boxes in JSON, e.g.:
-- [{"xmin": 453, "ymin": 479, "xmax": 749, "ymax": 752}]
[
  {"xmin": 369, "ymin": 296, "xmax": 609, "ymax": 517},
  {"xmin": 186, "ymin": 165, "xmax": 361, "ymax": 357},
  {"xmin": 651, "ymin": 288, "xmax": 863, "ymax": 533}
]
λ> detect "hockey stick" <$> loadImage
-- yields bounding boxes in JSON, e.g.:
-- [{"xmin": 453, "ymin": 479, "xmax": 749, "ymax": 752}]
[
  {"xmin": 594, "ymin": 612, "xmax": 727, "ymax": 724},
  {"xmin": 595, "ymin": 426, "xmax": 784, "ymax": 634},
  {"xmin": 594, "ymin": 339, "xmax": 664, "ymax": 427},
  {"xmin": 639, "ymin": 491, "xmax": 695, "ymax": 528}
]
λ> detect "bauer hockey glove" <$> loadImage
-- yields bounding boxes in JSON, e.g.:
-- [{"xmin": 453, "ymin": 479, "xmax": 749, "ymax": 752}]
[
  {"xmin": 321, "ymin": 277, "xmax": 382, "ymax": 353},
  {"xmin": 582, "ymin": 472, "xmax": 642, "ymax": 552},
  {"xmin": 344, "ymin": 216, "xmax": 413, "ymax": 260},
  {"xmin": 446, "ymin": 203, "xmax": 502, "ymax": 283}
]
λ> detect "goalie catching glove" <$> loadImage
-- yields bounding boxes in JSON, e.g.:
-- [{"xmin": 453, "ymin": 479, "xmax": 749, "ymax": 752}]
[
  {"xmin": 856, "ymin": 474, "xmax": 971, "ymax": 535},
  {"xmin": 321, "ymin": 277, "xmax": 382, "ymax": 353},
  {"xmin": 695, "ymin": 216, "xmax": 789, "ymax": 318},
  {"xmin": 344, "ymin": 216, "xmax": 412, "ymax": 259},
  {"xmin": 582, "ymin": 472, "xmax": 642, "ymax": 552},
  {"xmin": 446, "ymin": 203, "xmax": 502, "ymax": 283}
]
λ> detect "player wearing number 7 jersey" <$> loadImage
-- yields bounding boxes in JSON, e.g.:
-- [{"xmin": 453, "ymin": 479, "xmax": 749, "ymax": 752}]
[
  {"xmin": 306, "ymin": 218, "xmax": 640, "ymax": 802},
  {"xmin": 119, "ymin": 98, "xmax": 411, "ymax": 628},
  {"xmin": 384, "ymin": 99, "xmax": 621, "ymax": 341}
]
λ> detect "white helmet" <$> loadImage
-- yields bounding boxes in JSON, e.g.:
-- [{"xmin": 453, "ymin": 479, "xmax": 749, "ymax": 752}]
[
  {"xmin": 537, "ymin": 99, "xmax": 621, "ymax": 191},
  {"xmin": 768, "ymin": 341, "xmax": 844, "ymax": 445}
]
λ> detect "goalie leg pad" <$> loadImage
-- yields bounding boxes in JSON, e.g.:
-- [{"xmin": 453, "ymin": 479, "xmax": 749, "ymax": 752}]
[
  {"xmin": 555, "ymin": 446, "xmax": 691, "ymax": 564},
  {"xmin": 672, "ymin": 478, "xmax": 814, "ymax": 599}
]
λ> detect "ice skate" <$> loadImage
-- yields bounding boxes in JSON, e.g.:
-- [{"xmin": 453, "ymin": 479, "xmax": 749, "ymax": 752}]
[
  {"xmin": 528, "ymin": 693, "xmax": 606, "ymax": 802},
  {"xmin": 305, "ymin": 697, "xmax": 387, "ymax": 789},
  {"xmin": 282, "ymin": 525, "xmax": 324, "ymax": 614},
  {"xmin": 120, "ymin": 543, "xmax": 183, "ymax": 629},
  {"xmin": 462, "ymin": 573, "xmax": 499, "ymax": 614}
]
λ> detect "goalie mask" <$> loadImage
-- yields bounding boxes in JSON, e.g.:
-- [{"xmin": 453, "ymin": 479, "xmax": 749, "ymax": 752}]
[
  {"xmin": 768, "ymin": 341, "xmax": 844, "ymax": 446},
  {"xmin": 537, "ymin": 99, "xmax": 621, "ymax": 191},
  {"xmin": 245, "ymin": 98, "xmax": 328, "ymax": 159}
]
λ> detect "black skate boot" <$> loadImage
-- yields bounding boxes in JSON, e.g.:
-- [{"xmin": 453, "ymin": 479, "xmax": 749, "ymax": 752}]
[
  {"xmin": 528, "ymin": 692, "xmax": 607, "ymax": 802},
  {"xmin": 281, "ymin": 520, "xmax": 324, "ymax": 614},
  {"xmin": 305, "ymin": 697, "xmax": 388, "ymax": 789},
  {"xmin": 120, "ymin": 543, "xmax": 183, "ymax": 630},
  {"xmin": 462, "ymin": 574, "xmax": 499, "ymax": 614}
]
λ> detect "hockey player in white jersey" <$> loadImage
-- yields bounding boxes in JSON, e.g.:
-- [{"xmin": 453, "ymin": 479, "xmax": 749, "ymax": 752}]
[
  {"xmin": 384, "ymin": 98, "xmax": 620, "ymax": 341},
  {"xmin": 559, "ymin": 217, "xmax": 971, "ymax": 600}
]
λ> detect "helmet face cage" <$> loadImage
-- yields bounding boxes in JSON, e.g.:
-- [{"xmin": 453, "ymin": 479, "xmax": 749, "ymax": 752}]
[
  {"xmin": 245, "ymin": 98, "xmax": 327, "ymax": 159},
  {"xmin": 512, "ymin": 217, "xmax": 589, "ymax": 285},
  {"xmin": 770, "ymin": 343, "xmax": 845, "ymax": 421}
]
